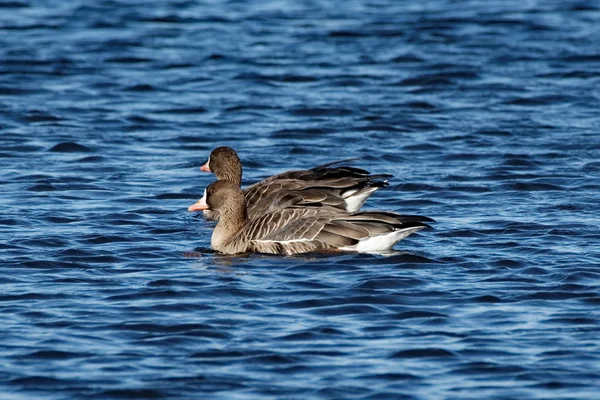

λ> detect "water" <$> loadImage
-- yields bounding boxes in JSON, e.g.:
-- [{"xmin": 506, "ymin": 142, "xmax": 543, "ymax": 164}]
[{"xmin": 1, "ymin": 0, "xmax": 600, "ymax": 398}]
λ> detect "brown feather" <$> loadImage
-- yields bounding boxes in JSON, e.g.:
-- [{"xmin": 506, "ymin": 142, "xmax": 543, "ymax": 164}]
[
  {"xmin": 315, "ymin": 231, "xmax": 358, "ymax": 247},
  {"xmin": 322, "ymin": 221, "xmax": 370, "ymax": 240}
]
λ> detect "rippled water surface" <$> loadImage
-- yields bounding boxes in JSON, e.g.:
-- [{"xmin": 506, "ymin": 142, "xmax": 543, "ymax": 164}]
[{"xmin": 2, "ymin": 0, "xmax": 600, "ymax": 398}]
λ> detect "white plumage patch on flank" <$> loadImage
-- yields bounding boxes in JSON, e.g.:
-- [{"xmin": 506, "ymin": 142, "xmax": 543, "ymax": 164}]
[
  {"xmin": 340, "ymin": 226, "xmax": 425, "ymax": 252},
  {"xmin": 343, "ymin": 187, "xmax": 380, "ymax": 212},
  {"xmin": 342, "ymin": 189, "xmax": 358, "ymax": 198}
]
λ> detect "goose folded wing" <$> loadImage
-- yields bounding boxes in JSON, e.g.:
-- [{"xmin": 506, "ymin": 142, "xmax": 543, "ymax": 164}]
[
  {"xmin": 246, "ymin": 159, "xmax": 393, "ymax": 188},
  {"xmin": 253, "ymin": 211, "xmax": 328, "ymax": 242},
  {"xmin": 253, "ymin": 213, "xmax": 377, "ymax": 249}
]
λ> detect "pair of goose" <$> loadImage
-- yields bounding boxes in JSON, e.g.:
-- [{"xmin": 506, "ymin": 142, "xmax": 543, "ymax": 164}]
[{"xmin": 188, "ymin": 147, "xmax": 433, "ymax": 255}]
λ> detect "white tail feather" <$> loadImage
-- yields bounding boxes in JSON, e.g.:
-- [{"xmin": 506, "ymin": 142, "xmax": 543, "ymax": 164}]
[
  {"xmin": 340, "ymin": 226, "xmax": 425, "ymax": 252},
  {"xmin": 343, "ymin": 186, "xmax": 381, "ymax": 212}
]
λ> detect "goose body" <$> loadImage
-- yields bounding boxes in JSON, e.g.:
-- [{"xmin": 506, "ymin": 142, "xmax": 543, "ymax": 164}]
[
  {"xmin": 189, "ymin": 181, "xmax": 433, "ymax": 255},
  {"xmin": 195, "ymin": 147, "xmax": 391, "ymax": 220}
]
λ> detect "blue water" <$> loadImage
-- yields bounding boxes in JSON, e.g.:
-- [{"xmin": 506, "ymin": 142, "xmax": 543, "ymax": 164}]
[{"xmin": 2, "ymin": 0, "xmax": 600, "ymax": 398}]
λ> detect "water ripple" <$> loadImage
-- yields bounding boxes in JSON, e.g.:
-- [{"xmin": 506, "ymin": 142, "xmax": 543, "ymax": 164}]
[{"xmin": 1, "ymin": 0, "xmax": 599, "ymax": 399}]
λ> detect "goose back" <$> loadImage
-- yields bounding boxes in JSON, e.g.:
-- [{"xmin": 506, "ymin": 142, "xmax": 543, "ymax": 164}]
[{"xmin": 200, "ymin": 148, "xmax": 392, "ymax": 221}]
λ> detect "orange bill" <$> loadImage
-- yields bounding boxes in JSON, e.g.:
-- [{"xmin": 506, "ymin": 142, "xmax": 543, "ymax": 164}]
[{"xmin": 188, "ymin": 194, "xmax": 208, "ymax": 212}]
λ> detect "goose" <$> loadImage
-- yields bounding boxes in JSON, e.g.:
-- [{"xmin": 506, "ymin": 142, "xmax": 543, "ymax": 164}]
[
  {"xmin": 188, "ymin": 180, "xmax": 433, "ymax": 255},
  {"xmin": 194, "ymin": 146, "xmax": 391, "ymax": 220}
]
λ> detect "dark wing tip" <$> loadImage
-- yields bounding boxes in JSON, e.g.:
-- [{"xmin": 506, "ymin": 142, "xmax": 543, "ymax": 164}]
[
  {"xmin": 401, "ymin": 221, "xmax": 433, "ymax": 230},
  {"xmin": 357, "ymin": 211, "xmax": 435, "ymax": 224},
  {"xmin": 310, "ymin": 158, "xmax": 361, "ymax": 170}
]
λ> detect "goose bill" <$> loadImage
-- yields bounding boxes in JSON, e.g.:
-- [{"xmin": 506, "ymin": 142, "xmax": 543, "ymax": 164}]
[
  {"xmin": 200, "ymin": 159, "xmax": 211, "ymax": 172},
  {"xmin": 188, "ymin": 193, "xmax": 208, "ymax": 212}
]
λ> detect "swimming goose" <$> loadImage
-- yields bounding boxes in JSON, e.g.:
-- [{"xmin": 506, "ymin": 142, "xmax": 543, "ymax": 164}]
[
  {"xmin": 195, "ymin": 146, "xmax": 391, "ymax": 220},
  {"xmin": 188, "ymin": 180, "xmax": 433, "ymax": 255}
]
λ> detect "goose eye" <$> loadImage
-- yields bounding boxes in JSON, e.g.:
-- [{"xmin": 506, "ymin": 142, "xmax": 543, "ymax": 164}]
[
  {"xmin": 210, "ymin": 155, "xmax": 215, "ymax": 160},
  {"xmin": 210, "ymin": 189, "xmax": 215, "ymax": 195}
]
